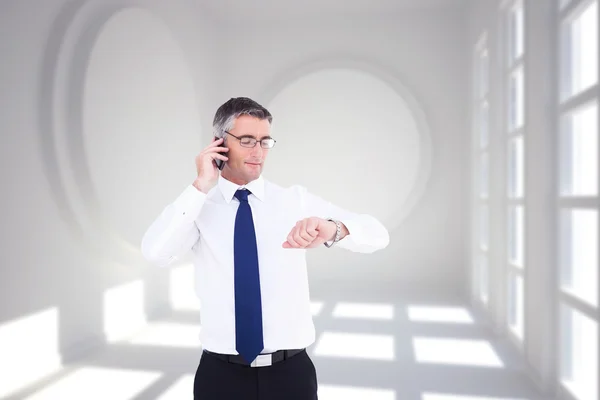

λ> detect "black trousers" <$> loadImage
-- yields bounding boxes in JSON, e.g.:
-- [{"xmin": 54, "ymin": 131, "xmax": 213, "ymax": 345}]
[{"xmin": 194, "ymin": 349, "xmax": 318, "ymax": 399}]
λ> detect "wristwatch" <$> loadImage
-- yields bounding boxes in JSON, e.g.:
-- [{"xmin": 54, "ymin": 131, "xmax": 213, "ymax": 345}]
[{"xmin": 324, "ymin": 218, "xmax": 341, "ymax": 248}]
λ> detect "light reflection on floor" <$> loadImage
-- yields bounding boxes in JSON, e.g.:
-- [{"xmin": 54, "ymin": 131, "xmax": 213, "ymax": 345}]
[{"xmin": 4, "ymin": 272, "xmax": 549, "ymax": 400}]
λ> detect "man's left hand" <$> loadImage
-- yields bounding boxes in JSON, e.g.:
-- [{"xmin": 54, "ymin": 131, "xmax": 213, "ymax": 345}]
[{"xmin": 282, "ymin": 217, "xmax": 340, "ymax": 249}]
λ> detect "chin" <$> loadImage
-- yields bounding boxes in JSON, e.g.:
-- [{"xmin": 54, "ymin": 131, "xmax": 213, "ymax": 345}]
[
  {"xmin": 246, "ymin": 171, "xmax": 261, "ymax": 180},
  {"xmin": 245, "ymin": 164, "xmax": 262, "ymax": 176}
]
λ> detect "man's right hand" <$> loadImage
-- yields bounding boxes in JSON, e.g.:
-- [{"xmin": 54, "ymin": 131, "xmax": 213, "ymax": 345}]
[{"xmin": 193, "ymin": 137, "xmax": 229, "ymax": 193}]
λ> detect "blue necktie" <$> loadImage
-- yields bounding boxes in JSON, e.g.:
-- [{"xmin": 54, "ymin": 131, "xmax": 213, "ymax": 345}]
[{"xmin": 233, "ymin": 189, "xmax": 264, "ymax": 363}]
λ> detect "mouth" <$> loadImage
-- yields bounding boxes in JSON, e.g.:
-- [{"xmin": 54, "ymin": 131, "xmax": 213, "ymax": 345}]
[{"xmin": 245, "ymin": 161, "xmax": 262, "ymax": 166}]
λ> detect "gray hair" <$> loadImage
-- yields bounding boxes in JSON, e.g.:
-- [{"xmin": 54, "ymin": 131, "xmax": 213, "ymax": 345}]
[{"xmin": 212, "ymin": 97, "xmax": 273, "ymax": 140}]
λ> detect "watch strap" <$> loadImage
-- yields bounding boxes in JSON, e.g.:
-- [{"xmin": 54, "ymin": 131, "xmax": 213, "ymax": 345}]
[{"xmin": 324, "ymin": 218, "xmax": 341, "ymax": 248}]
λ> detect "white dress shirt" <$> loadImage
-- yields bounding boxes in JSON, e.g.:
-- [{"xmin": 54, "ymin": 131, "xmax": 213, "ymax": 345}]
[{"xmin": 141, "ymin": 174, "xmax": 389, "ymax": 354}]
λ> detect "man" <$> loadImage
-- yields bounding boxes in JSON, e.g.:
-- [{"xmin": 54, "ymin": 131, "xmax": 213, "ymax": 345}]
[{"xmin": 141, "ymin": 97, "xmax": 389, "ymax": 399}]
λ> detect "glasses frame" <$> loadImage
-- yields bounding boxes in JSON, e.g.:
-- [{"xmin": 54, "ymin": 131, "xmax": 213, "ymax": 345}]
[{"xmin": 224, "ymin": 131, "xmax": 276, "ymax": 149}]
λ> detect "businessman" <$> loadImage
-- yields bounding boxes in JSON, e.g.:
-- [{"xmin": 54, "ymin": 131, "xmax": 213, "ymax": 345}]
[{"xmin": 141, "ymin": 97, "xmax": 389, "ymax": 399}]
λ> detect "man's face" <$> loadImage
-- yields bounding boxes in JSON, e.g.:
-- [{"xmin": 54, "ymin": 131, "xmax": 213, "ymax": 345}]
[{"xmin": 222, "ymin": 115, "xmax": 272, "ymax": 184}]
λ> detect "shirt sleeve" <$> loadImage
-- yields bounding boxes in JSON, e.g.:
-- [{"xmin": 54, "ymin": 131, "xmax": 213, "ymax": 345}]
[
  {"xmin": 141, "ymin": 185, "xmax": 207, "ymax": 267},
  {"xmin": 297, "ymin": 185, "xmax": 390, "ymax": 253}
]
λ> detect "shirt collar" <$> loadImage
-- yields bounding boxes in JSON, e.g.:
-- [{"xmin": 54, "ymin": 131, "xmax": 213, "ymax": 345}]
[{"xmin": 218, "ymin": 174, "xmax": 265, "ymax": 203}]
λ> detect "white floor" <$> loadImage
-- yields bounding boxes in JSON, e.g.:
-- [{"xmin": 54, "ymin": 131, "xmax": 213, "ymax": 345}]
[{"xmin": 8, "ymin": 282, "xmax": 551, "ymax": 400}]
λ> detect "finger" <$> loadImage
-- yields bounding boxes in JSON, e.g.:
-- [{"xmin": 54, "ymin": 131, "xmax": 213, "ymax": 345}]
[
  {"xmin": 297, "ymin": 220, "xmax": 313, "ymax": 242},
  {"xmin": 210, "ymin": 137, "xmax": 224, "ymax": 147},
  {"xmin": 306, "ymin": 218, "xmax": 319, "ymax": 237},
  {"xmin": 293, "ymin": 232, "xmax": 309, "ymax": 247},
  {"xmin": 292, "ymin": 222, "xmax": 311, "ymax": 246},
  {"xmin": 286, "ymin": 230, "xmax": 302, "ymax": 248},
  {"xmin": 198, "ymin": 146, "xmax": 227, "ymax": 161},
  {"xmin": 206, "ymin": 146, "xmax": 229, "ymax": 153},
  {"xmin": 212, "ymin": 153, "xmax": 229, "ymax": 161},
  {"xmin": 291, "ymin": 233, "xmax": 308, "ymax": 247}
]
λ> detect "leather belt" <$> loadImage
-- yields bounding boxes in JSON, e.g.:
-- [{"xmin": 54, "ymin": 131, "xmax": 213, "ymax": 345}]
[{"xmin": 203, "ymin": 348, "xmax": 305, "ymax": 367}]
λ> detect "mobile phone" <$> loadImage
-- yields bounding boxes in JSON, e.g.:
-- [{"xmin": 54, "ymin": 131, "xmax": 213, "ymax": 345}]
[{"xmin": 214, "ymin": 136, "xmax": 227, "ymax": 170}]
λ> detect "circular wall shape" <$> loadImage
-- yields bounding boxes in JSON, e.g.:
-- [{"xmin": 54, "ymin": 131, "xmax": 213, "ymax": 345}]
[
  {"xmin": 264, "ymin": 67, "xmax": 431, "ymax": 232},
  {"xmin": 81, "ymin": 7, "xmax": 203, "ymax": 251},
  {"xmin": 40, "ymin": 3, "xmax": 203, "ymax": 265}
]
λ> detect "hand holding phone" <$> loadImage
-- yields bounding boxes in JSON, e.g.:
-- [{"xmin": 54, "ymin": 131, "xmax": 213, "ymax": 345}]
[{"xmin": 193, "ymin": 137, "xmax": 229, "ymax": 193}]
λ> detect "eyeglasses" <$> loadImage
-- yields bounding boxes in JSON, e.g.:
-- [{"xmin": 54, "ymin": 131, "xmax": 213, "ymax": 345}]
[{"xmin": 225, "ymin": 131, "xmax": 276, "ymax": 149}]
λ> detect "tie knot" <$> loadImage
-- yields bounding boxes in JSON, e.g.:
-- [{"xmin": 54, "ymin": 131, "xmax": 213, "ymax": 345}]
[{"xmin": 234, "ymin": 189, "xmax": 250, "ymax": 202}]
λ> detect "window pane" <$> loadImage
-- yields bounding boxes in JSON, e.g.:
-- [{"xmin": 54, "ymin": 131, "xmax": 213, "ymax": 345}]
[
  {"xmin": 508, "ymin": 272, "xmax": 524, "ymax": 339},
  {"xmin": 480, "ymin": 102, "xmax": 489, "ymax": 149},
  {"xmin": 480, "ymin": 253, "xmax": 489, "ymax": 304},
  {"xmin": 480, "ymin": 152, "xmax": 489, "ymax": 198},
  {"xmin": 560, "ymin": 304, "xmax": 598, "ymax": 400},
  {"xmin": 508, "ymin": 205, "xmax": 525, "ymax": 267},
  {"xmin": 480, "ymin": 49, "xmax": 489, "ymax": 99},
  {"xmin": 509, "ymin": 2, "xmax": 525, "ymax": 62},
  {"xmin": 561, "ymin": 1, "xmax": 598, "ymax": 99},
  {"xmin": 560, "ymin": 102, "xmax": 598, "ymax": 197},
  {"xmin": 508, "ymin": 67, "xmax": 525, "ymax": 131},
  {"xmin": 508, "ymin": 136, "xmax": 525, "ymax": 198},
  {"xmin": 480, "ymin": 205, "xmax": 489, "ymax": 250},
  {"xmin": 560, "ymin": 208, "xmax": 599, "ymax": 307}
]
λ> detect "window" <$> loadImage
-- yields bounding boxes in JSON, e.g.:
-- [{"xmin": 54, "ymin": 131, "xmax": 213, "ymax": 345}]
[
  {"xmin": 479, "ymin": 254, "xmax": 489, "ymax": 304},
  {"xmin": 508, "ymin": 67, "xmax": 525, "ymax": 131},
  {"xmin": 558, "ymin": 2, "xmax": 599, "ymax": 400},
  {"xmin": 508, "ymin": 136, "xmax": 525, "ymax": 198},
  {"xmin": 508, "ymin": 205, "xmax": 525, "ymax": 268},
  {"xmin": 474, "ymin": 36, "xmax": 491, "ymax": 306},
  {"xmin": 481, "ymin": 153, "xmax": 489, "ymax": 198},
  {"xmin": 480, "ymin": 205, "xmax": 489, "ymax": 250},
  {"xmin": 504, "ymin": 0, "xmax": 526, "ymax": 342},
  {"xmin": 480, "ymin": 103, "xmax": 490, "ymax": 149},
  {"xmin": 560, "ymin": 304, "xmax": 598, "ymax": 400},
  {"xmin": 560, "ymin": 1, "xmax": 598, "ymax": 100},
  {"xmin": 508, "ymin": 271, "xmax": 524, "ymax": 338},
  {"xmin": 508, "ymin": 3, "xmax": 525, "ymax": 63},
  {"xmin": 560, "ymin": 208, "xmax": 599, "ymax": 307},
  {"xmin": 559, "ymin": 102, "xmax": 598, "ymax": 197}
]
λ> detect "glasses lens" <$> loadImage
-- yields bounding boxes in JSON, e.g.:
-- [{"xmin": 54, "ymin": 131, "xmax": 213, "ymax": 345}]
[
  {"xmin": 240, "ymin": 138, "xmax": 256, "ymax": 147},
  {"xmin": 261, "ymin": 139, "xmax": 275, "ymax": 148}
]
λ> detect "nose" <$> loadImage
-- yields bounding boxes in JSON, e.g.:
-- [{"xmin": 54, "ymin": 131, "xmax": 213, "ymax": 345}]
[{"xmin": 250, "ymin": 143, "xmax": 263, "ymax": 159}]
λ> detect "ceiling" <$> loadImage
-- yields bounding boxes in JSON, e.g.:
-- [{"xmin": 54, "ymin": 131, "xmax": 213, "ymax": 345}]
[{"xmin": 199, "ymin": 0, "xmax": 469, "ymax": 22}]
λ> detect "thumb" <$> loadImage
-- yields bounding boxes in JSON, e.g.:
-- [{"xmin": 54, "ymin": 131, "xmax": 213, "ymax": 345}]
[{"xmin": 282, "ymin": 241, "xmax": 291, "ymax": 248}]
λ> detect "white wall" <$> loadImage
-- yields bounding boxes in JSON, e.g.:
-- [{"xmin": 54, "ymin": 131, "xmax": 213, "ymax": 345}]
[
  {"xmin": 216, "ymin": 8, "xmax": 470, "ymax": 288},
  {"xmin": 0, "ymin": 0, "xmax": 218, "ymax": 395},
  {"xmin": 0, "ymin": 0, "xmax": 469, "ymax": 396}
]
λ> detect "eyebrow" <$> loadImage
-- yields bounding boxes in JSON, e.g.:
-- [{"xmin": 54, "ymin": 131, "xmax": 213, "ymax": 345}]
[{"xmin": 239, "ymin": 134, "xmax": 272, "ymax": 139}]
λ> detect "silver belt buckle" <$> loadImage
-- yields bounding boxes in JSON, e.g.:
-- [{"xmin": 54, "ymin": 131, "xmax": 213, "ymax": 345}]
[{"xmin": 251, "ymin": 353, "xmax": 272, "ymax": 367}]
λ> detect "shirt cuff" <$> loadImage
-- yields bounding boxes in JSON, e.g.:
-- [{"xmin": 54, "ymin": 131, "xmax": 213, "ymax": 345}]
[
  {"xmin": 338, "ymin": 218, "xmax": 361, "ymax": 244},
  {"xmin": 336, "ymin": 216, "xmax": 390, "ymax": 252}
]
